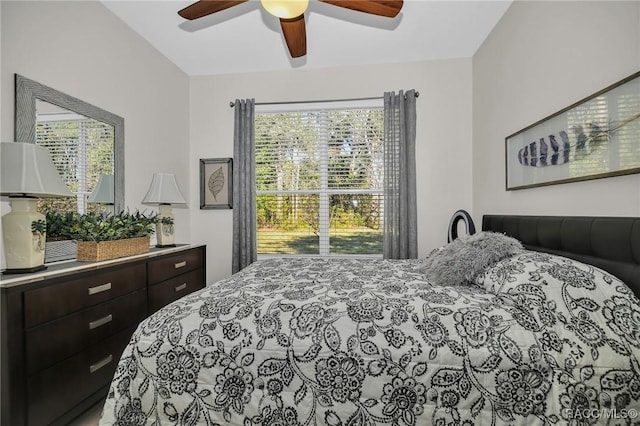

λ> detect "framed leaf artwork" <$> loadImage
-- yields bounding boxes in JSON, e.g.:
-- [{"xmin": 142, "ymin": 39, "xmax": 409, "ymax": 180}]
[{"xmin": 200, "ymin": 158, "xmax": 233, "ymax": 209}]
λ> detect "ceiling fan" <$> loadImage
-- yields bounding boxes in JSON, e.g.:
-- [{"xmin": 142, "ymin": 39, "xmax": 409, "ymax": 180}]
[{"xmin": 178, "ymin": 0, "xmax": 403, "ymax": 58}]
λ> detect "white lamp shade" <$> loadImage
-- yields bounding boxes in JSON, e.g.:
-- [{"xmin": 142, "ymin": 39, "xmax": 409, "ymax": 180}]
[
  {"xmin": 141, "ymin": 173, "xmax": 187, "ymax": 205},
  {"xmin": 88, "ymin": 174, "xmax": 114, "ymax": 203},
  {"xmin": 1, "ymin": 142, "xmax": 72, "ymax": 198}
]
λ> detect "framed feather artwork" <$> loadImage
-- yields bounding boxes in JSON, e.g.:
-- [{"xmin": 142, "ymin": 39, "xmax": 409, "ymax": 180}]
[
  {"xmin": 200, "ymin": 158, "xmax": 233, "ymax": 209},
  {"xmin": 506, "ymin": 70, "xmax": 640, "ymax": 190}
]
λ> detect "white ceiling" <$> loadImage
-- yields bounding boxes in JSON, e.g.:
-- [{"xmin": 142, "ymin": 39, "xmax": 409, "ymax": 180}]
[{"xmin": 101, "ymin": 0, "xmax": 512, "ymax": 76}]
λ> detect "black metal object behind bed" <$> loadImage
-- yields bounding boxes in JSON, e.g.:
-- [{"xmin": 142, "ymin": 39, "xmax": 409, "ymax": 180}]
[{"xmin": 482, "ymin": 215, "xmax": 640, "ymax": 298}]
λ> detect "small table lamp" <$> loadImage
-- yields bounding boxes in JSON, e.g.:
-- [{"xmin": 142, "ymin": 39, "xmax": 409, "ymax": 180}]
[
  {"xmin": 1, "ymin": 142, "xmax": 73, "ymax": 273},
  {"xmin": 141, "ymin": 173, "xmax": 187, "ymax": 247},
  {"xmin": 88, "ymin": 174, "xmax": 115, "ymax": 215}
]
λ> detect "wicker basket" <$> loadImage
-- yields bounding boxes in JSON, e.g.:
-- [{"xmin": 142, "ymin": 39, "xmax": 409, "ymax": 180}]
[{"xmin": 76, "ymin": 236, "xmax": 150, "ymax": 262}]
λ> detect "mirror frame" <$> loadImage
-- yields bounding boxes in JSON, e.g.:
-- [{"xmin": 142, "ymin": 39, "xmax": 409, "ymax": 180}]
[{"xmin": 14, "ymin": 74, "xmax": 124, "ymax": 213}]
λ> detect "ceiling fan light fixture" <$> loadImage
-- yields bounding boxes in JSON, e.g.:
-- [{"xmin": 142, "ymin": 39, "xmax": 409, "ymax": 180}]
[{"xmin": 260, "ymin": 0, "xmax": 309, "ymax": 19}]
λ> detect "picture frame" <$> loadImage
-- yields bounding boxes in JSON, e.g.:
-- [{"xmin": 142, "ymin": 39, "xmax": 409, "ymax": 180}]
[
  {"xmin": 200, "ymin": 158, "xmax": 233, "ymax": 209},
  {"xmin": 505, "ymin": 71, "xmax": 640, "ymax": 190}
]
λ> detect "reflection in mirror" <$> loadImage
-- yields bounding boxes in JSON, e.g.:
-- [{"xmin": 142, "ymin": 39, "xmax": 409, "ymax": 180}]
[
  {"xmin": 14, "ymin": 74, "xmax": 124, "ymax": 213},
  {"xmin": 35, "ymin": 99, "xmax": 115, "ymax": 214}
]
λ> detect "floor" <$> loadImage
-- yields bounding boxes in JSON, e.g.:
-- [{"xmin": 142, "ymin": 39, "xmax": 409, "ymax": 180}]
[{"xmin": 68, "ymin": 401, "xmax": 103, "ymax": 426}]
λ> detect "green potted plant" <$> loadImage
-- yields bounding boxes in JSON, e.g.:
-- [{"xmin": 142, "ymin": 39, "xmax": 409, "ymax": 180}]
[{"xmin": 67, "ymin": 210, "xmax": 160, "ymax": 262}]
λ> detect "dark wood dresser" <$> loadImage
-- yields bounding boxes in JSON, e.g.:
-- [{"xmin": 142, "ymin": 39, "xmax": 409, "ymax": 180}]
[{"xmin": 0, "ymin": 244, "xmax": 206, "ymax": 426}]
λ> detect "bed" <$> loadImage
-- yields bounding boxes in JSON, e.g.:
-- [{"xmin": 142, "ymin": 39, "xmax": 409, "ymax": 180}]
[{"xmin": 99, "ymin": 215, "xmax": 640, "ymax": 425}]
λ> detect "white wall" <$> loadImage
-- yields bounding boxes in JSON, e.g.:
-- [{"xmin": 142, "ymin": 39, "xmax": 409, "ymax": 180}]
[
  {"xmin": 0, "ymin": 1, "xmax": 191, "ymax": 267},
  {"xmin": 472, "ymin": 1, "xmax": 640, "ymax": 223},
  {"xmin": 190, "ymin": 60, "xmax": 473, "ymax": 283}
]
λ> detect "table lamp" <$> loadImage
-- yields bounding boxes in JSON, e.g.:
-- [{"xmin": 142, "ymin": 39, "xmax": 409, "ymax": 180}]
[
  {"xmin": 88, "ymin": 174, "xmax": 115, "ymax": 215},
  {"xmin": 1, "ymin": 142, "xmax": 73, "ymax": 273},
  {"xmin": 141, "ymin": 173, "xmax": 187, "ymax": 247}
]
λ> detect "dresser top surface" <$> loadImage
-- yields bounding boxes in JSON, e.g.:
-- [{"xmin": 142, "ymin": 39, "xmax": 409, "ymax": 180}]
[{"xmin": 0, "ymin": 244, "xmax": 205, "ymax": 289}]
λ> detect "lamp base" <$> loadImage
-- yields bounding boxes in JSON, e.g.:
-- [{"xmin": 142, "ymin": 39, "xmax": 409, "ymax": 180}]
[
  {"xmin": 156, "ymin": 205, "xmax": 176, "ymax": 247},
  {"xmin": 2, "ymin": 265, "xmax": 48, "ymax": 275},
  {"xmin": 2, "ymin": 197, "xmax": 47, "ymax": 272}
]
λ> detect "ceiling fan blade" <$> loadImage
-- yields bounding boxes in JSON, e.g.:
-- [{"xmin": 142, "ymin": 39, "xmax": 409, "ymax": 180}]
[
  {"xmin": 318, "ymin": 0, "xmax": 403, "ymax": 18},
  {"xmin": 280, "ymin": 15, "xmax": 307, "ymax": 58},
  {"xmin": 178, "ymin": 0, "xmax": 247, "ymax": 20}
]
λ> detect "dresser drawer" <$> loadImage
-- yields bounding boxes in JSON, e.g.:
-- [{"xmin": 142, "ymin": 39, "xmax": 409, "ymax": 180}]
[
  {"xmin": 148, "ymin": 248, "xmax": 203, "ymax": 285},
  {"xmin": 27, "ymin": 326, "xmax": 134, "ymax": 426},
  {"xmin": 148, "ymin": 268, "xmax": 204, "ymax": 314},
  {"xmin": 25, "ymin": 289, "xmax": 146, "ymax": 374},
  {"xmin": 24, "ymin": 263, "xmax": 146, "ymax": 328}
]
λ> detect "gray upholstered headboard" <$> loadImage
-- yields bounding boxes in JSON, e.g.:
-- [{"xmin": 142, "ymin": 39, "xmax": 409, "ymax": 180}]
[{"xmin": 482, "ymin": 215, "xmax": 640, "ymax": 298}]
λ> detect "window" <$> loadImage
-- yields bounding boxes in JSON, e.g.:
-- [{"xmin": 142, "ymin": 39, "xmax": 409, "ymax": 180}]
[
  {"xmin": 255, "ymin": 102, "xmax": 384, "ymax": 256},
  {"xmin": 35, "ymin": 102, "xmax": 115, "ymax": 214}
]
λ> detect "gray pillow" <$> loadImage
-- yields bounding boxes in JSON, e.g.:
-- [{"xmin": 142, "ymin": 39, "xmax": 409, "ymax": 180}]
[{"xmin": 420, "ymin": 231, "xmax": 523, "ymax": 286}]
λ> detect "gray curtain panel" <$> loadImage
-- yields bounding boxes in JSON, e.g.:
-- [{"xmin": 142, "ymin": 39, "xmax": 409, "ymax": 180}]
[
  {"xmin": 383, "ymin": 90, "xmax": 418, "ymax": 259},
  {"xmin": 232, "ymin": 99, "xmax": 257, "ymax": 273}
]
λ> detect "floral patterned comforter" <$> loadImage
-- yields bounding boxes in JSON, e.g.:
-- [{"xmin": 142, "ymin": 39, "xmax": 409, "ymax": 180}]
[{"xmin": 100, "ymin": 252, "xmax": 640, "ymax": 425}]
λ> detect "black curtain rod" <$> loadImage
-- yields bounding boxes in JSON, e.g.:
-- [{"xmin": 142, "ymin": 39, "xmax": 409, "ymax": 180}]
[{"xmin": 229, "ymin": 91, "xmax": 419, "ymax": 108}]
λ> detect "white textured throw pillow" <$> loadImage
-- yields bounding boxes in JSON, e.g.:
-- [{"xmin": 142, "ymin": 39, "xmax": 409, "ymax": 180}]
[{"xmin": 421, "ymin": 231, "xmax": 523, "ymax": 286}]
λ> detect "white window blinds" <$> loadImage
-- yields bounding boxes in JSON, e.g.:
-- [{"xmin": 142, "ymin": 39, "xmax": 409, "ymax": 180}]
[
  {"xmin": 36, "ymin": 114, "xmax": 114, "ymax": 213},
  {"xmin": 255, "ymin": 103, "xmax": 384, "ymax": 256}
]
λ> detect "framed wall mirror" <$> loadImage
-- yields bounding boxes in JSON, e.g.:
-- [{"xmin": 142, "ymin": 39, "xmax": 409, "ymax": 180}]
[{"xmin": 14, "ymin": 74, "xmax": 124, "ymax": 213}]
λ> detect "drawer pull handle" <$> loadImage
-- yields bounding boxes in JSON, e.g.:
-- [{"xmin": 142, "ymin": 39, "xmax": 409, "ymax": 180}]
[
  {"xmin": 175, "ymin": 283, "xmax": 187, "ymax": 292},
  {"xmin": 175, "ymin": 261, "xmax": 187, "ymax": 269},
  {"xmin": 88, "ymin": 282, "xmax": 111, "ymax": 295},
  {"xmin": 89, "ymin": 314, "xmax": 113, "ymax": 330},
  {"xmin": 89, "ymin": 354, "xmax": 113, "ymax": 374}
]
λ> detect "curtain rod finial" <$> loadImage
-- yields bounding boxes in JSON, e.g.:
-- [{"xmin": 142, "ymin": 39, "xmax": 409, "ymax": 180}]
[{"xmin": 229, "ymin": 101, "xmax": 235, "ymax": 108}]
